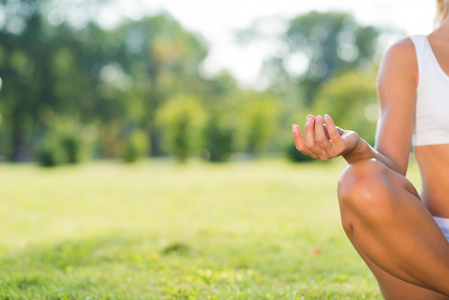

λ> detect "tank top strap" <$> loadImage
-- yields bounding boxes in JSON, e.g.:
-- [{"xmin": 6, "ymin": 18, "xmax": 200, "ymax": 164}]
[{"xmin": 409, "ymin": 35, "xmax": 436, "ymax": 90}]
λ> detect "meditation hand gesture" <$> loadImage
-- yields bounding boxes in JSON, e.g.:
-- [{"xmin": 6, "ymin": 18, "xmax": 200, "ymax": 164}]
[{"xmin": 292, "ymin": 114, "xmax": 361, "ymax": 161}]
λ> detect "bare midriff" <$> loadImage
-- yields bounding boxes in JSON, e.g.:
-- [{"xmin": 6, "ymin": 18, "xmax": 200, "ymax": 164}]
[{"xmin": 414, "ymin": 144, "xmax": 449, "ymax": 218}]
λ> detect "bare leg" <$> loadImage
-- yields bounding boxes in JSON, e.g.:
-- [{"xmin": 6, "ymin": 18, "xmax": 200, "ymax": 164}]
[{"xmin": 338, "ymin": 158, "xmax": 449, "ymax": 299}]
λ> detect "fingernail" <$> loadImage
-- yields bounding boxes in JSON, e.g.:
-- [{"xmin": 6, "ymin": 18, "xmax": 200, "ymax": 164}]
[{"xmin": 292, "ymin": 124, "xmax": 299, "ymax": 132}]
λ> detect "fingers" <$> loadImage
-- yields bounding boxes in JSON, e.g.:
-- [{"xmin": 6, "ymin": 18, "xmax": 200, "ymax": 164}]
[
  {"xmin": 292, "ymin": 114, "xmax": 344, "ymax": 160},
  {"xmin": 323, "ymin": 114, "xmax": 344, "ymax": 147},
  {"xmin": 292, "ymin": 124, "xmax": 305, "ymax": 151},
  {"xmin": 306, "ymin": 114, "xmax": 316, "ymax": 121},
  {"xmin": 315, "ymin": 115, "xmax": 333, "ymax": 153},
  {"xmin": 292, "ymin": 123, "xmax": 318, "ymax": 159},
  {"xmin": 308, "ymin": 115, "xmax": 333, "ymax": 160},
  {"xmin": 303, "ymin": 117, "xmax": 321, "ymax": 158},
  {"xmin": 303, "ymin": 116, "xmax": 316, "ymax": 149}
]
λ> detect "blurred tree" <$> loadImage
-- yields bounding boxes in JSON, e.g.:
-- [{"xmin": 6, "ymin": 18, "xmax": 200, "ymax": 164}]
[
  {"xmin": 202, "ymin": 108, "xmax": 234, "ymax": 162},
  {"xmin": 37, "ymin": 136, "xmax": 65, "ymax": 167},
  {"xmin": 0, "ymin": 0, "xmax": 116, "ymax": 160},
  {"xmin": 236, "ymin": 91, "xmax": 280, "ymax": 155},
  {"xmin": 200, "ymin": 72, "xmax": 238, "ymax": 162},
  {"xmin": 36, "ymin": 116, "xmax": 88, "ymax": 167},
  {"xmin": 0, "ymin": 2, "xmax": 385, "ymax": 163},
  {"xmin": 263, "ymin": 11, "xmax": 381, "ymax": 105},
  {"xmin": 0, "ymin": 0, "xmax": 54, "ymax": 160},
  {"xmin": 119, "ymin": 129, "xmax": 150, "ymax": 163},
  {"xmin": 156, "ymin": 95, "xmax": 207, "ymax": 163},
  {"xmin": 114, "ymin": 14, "xmax": 209, "ymax": 156},
  {"xmin": 0, "ymin": 0, "xmax": 211, "ymax": 161}
]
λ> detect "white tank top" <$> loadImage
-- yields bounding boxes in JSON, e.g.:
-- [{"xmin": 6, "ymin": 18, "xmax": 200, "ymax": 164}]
[{"xmin": 410, "ymin": 35, "xmax": 449, "ymax": 147}]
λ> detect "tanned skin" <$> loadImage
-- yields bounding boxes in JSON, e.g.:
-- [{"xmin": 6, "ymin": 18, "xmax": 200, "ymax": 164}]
[{"xmin": 292, "ymin": 17, "xmax": 449, "ymax": 300}]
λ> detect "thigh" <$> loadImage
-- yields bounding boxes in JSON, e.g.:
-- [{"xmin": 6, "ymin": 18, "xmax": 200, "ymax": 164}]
[
  {"xmin": 353, "ymin": 240, "xmax": 449, "ymax": 300},
  {"xmin": 338, "ymin": 159, "xmax": 449, "ymax": 298}
]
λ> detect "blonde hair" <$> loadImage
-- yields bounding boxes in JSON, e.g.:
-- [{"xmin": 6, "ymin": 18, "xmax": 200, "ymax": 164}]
[{"xmin": 436, "ymin": 0, "xmax": 449, "ymax": 26}]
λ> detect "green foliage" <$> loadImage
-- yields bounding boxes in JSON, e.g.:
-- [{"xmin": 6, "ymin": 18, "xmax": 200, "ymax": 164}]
[
  {"xmin": 313, "ymin": 69, "xmax": 378, "ymax": 145},
  {"xmin": 37, "ymin": 134, "xmax": 66, "ymax": 167},
  {"xmin": 157, "ymin": 96, "xmax": 206, "ymax": 162},
  {"xmin": 236, "ymin": 91, "xmax": 280, "ymax": 155},
  {"xmin": 262, "ymin": 11, "xmax": 382, "ymax": 106},
  {"xmin": 0, "ymin": 4, "xmax": 210, "ymax": 161},
  {"xmin": 37, "ymin": 117, "xmax": 89, "ymax": 167},
  {"xmin": 200, "ymin": 72, "xmax": 239, "ymax": 162},
  {"xmin": 286, "ymin": 11, "xmax": 380, "ymax": 73},
  {"xmin": 37, "ymin": 132, "xmax": 85, "ymax": 167},
  {"xmin": 116, "ymin": 14, "xmax": 209, "ymax": 156},
  {"xmin": 202, "ymin": 110, "xmax": 234, "ymax": 162},
  {"xmin": 120, "ymin": 129, "xmax": 150, "ymax": 163},
  {"xmin": 60, "ymin": 134, "xmax": 84, "ymax": 165},
  {"xmin": 0, "ymin": 2, "xmax": 388, "ymax": 163}
]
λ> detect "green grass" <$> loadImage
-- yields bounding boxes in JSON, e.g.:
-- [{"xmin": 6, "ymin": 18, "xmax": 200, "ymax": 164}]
[{"xmin": 0, "ymin": 158, "xmax": 421, "ymax": 299}]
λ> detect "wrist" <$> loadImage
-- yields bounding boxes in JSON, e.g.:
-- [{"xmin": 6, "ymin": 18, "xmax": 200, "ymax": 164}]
[{"xmin": 342, "ymin": 136, "xmax": 366, "ymax": 164}]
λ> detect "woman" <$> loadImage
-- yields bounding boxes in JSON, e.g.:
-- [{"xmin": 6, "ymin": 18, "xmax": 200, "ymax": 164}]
[{"xmin": 292, "ymin": 1, "xmax": 449, "ymax": 299}]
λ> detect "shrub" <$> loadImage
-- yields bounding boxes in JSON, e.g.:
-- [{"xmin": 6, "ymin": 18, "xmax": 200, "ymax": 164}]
[
  {"xmin": 37, "ymin": 134, "xmax": 66, "ymax": 167},
  {"xmin": 236, "ymin": 91, "xmax": 280, "ymax": 155},
  {"xmin": 60, "ymin": 134, "xmax": 84, "ymax": 164},
  {"xmin": 157, "ymin": 96, "xmax": 206, "ymax": 163},
  {"xmin": 202, "ymin": 111, "xmax": 233, "ymax": 162},
  {"xmin": 36, "ymin": 118, "xmax": 91, "ymax": 167},
  {"xmin": 120, "ymin": 129, "xmax": 150, "ymax": 163}
]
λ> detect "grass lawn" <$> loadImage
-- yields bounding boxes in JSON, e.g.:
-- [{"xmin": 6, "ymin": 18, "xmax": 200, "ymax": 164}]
[{"xmin": 0, "ymin": 158, "xmax": 422, "ymax": 299}]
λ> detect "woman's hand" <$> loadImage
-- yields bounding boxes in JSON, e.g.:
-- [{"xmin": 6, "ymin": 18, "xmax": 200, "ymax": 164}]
[{"xmin": 292, "ymin": 114, "xmax": 360, "ymax": 161}]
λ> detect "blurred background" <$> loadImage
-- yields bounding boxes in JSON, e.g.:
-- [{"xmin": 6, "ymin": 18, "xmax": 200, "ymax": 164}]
[
  {"xmin": 0, "ymin": 0, "xmax": 435, "ymax": 166},
  {"xmin": 0, "ymin": 1, "xmax": 434, "ymax": 297}
]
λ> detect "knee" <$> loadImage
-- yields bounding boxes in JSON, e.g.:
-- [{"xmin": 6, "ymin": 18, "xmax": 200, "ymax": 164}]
[{"xmin": 338, "ymin": 158, "xmax": 392, "ymax": 213}]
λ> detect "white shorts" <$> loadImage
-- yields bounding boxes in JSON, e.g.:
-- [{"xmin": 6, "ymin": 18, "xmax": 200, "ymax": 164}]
[{"xmin": 434, "ymin": 216, "xmax": 449, "ymax": 241}]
